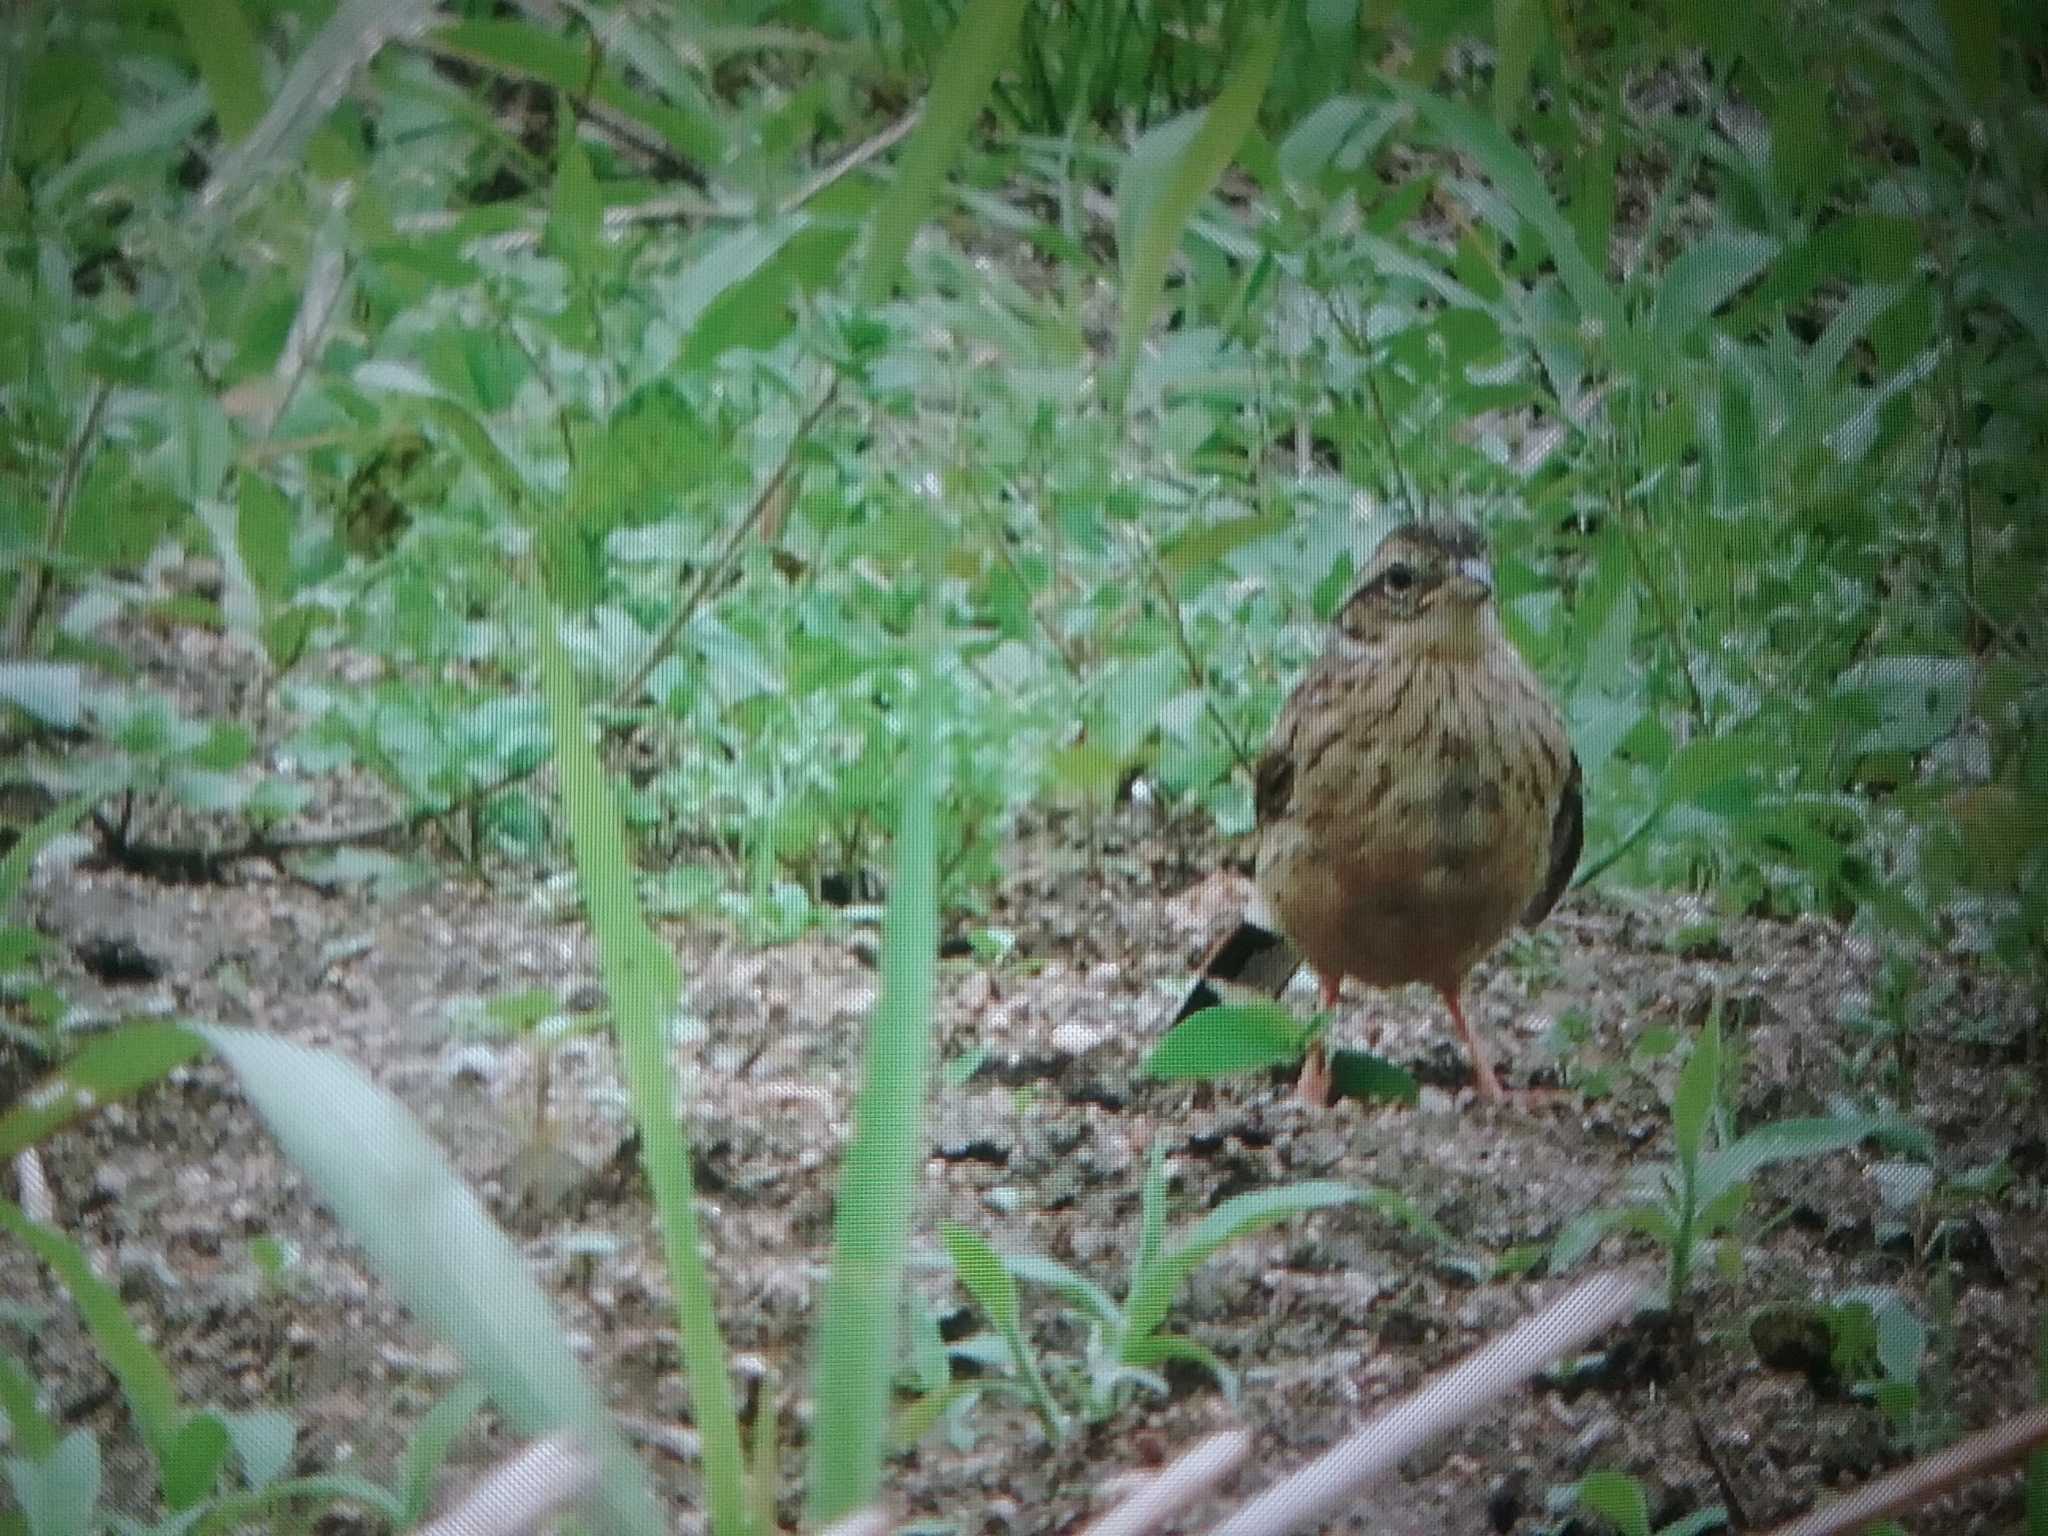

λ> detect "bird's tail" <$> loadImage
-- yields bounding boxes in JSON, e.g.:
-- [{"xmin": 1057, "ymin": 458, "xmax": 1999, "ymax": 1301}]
[{"xmin": 1169, "ymin": 893, "xmax": 1302, "ymax": 1024}]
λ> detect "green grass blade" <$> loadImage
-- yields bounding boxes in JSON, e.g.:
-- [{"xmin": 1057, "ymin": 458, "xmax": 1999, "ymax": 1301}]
[
  {"xmin": 1000, "ymin": 1250, "xmax": 1124, "ymax": 1327},
  {"xmin": 535, "ymin": 603, "xmax": 748, "ymax": 1534},
  {"xmin": 1123, "ymin": 1180, "xmax": 1359, "ymax": 1346},
  {"xmin": 941, "ymin": 1222, "xmax": 1068, "ymax": 1442},
  {"xmin": 196, "ymin": 1025, "xmax": 662, "ymax": 1536},
  {"xmin": 1112, "ymin": 26, "xmax": 1280, "ymax": 407},
  {"xmin": 857, "ymin": 0, "xmax": 1028, "ymax": 306},
  {"xmin": 0, "ymin": 1202, "xmax": 181, "ymax": 1469},
  {"xmin": 1696, "ymin": 1115, "xmax": 1924, "ymax": 1202},
  {"xmin": 1672, "ymin": 1010, "xmax": 1722, "ymax": 1173},
  {"xmin": 396, "ymin": 1379, "xmax": 489, "ymax": 1525},
  {"xmin": 1395, "ymin": 80, "xmax": 1624, "ymax": 339},
  {"xmin": 804, "ymin": 607, "xmax": 940, "ymax": 1524},
  {"xmin": 0, "ymin": 1349, "xmax": 60, "ymax": 1459},
  {"xmin": 0, "ymin": 793, "xmax": 96, "ymax": 910},
  {"xmin": 0, "ymin": 1024, "xmax": 207, "ymax": 1159},
  {"xmin": 172, "ymin": 0, "xmax": 267, "ymax": 143},
  {"xmin": 432, "ymin": 20, "xmax": 726, "ymax": 169}
]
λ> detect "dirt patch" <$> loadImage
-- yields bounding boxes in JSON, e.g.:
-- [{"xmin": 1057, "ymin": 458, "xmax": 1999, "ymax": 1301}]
[{"xmin": 7, "ymin": 799, "xmax": 2044, "ymax": 1533}]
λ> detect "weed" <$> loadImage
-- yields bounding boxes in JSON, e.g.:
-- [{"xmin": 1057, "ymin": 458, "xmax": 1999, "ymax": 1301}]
[
  {"xmin": 1550, "ymin": 1006, "xmax": 1929, "ymax": 1312},
  {"xmin": 941, "ymin": 1140, "xmax": 1438, "ymax": 1430}
]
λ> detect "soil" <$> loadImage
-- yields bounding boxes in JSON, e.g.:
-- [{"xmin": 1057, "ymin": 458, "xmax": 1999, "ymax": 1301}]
[{"xmin": 5, "ymin": 640, "xmax": 2045, "ymax": 1535}]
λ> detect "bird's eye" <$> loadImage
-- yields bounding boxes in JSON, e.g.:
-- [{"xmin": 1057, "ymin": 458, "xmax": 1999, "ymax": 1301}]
[{"xmin": 1382, "ymin": 562, "xmax": 1416, "ymax": 594}]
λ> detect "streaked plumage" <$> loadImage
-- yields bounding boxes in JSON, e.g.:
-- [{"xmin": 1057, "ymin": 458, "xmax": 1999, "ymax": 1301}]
[{"xmin": 1175, "ymin": 519, "xmax": 1581, "ymax": 1103}]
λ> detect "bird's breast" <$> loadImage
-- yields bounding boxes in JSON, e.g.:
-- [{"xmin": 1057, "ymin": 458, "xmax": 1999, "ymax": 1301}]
[{"xmin": 1256, "ymin": 647, "xmax": 1570, "ymax": 993}]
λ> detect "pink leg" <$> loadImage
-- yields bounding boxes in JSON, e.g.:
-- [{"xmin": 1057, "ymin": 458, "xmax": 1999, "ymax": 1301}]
[
  {"xmin": 1296, "ymin": 974, "xmax": 1341, "ymax": 1106},
  {"xmin": 1440, "ymin": 987, "xmax": 1505, "ymax": 1102}
]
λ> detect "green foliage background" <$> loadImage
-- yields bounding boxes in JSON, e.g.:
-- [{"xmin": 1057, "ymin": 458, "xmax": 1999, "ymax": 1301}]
[{"xmin": 5, "ymin": 0, "xmax": 2046, "ymax": 968}]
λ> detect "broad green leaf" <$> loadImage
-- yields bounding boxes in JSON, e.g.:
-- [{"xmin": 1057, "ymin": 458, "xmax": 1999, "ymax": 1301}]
[
  {"xmin": 6, "ymin": 1428, "xmax": 102, "ymax": 1536},
  {"xmin": 1113, "ymin": 28, "xmax": 1280, "ymax": 405},
  {"xmin": 0, "ymin": 1202, "xmax": 183, "ymax": 1468},
  {"xmin": 683, "ymin": 223, "xmax": 856, "ymax": 370},
  {"xmin": 39, "ymin": 85, "xmax": 212, "ymax": 207},
  {"xmin": 1158, "ymin": 510, "xmax": 1294, "ymax": 576},
  {"xmin": 1276, "ymin": 96, "xmax": 1400, "ymax": 186},
  {"xmin": 195, "ymin": 1026, "xmax": 662, "ymax": 1536},
  {"xmin": 1566, "ymin": 107, "xmax": 1618, "ymax": 274},
  {"xmin": 1127, "ymin": 1141, "xmax": 1171, "ymax": 1343},
  {"xmin": 236, "ymin": 475, "xmax": 294, "ymax": 604},
  {"xmin": 1832, "ymin": 657, "xmax": 1972, "ymax": 756},
  {"xmin": 162, "ymin": 1412, "xmax": 231, "ymax": 1511},
  {"xmin": 544, "ymin": 100, "xmax": 601, "ymax": 292},
  {"xmin": 1142, "ymin": 1003, "xmax": 1308, "ymax": 1079},
  {"xmin": 1576, "ymin": 1468, "xmax": 1651, "ymax": 1536},
  {"xmin": 199, "ymin": 0, "xmax": 426, "ymax": 218},
  {"xmin": 1938, "ymin": 0, "xmax": 2001, "ymax": 104},
  {"xmin": 1694, "ymin": 1181, "xmax": 1752, "ymax": 1237},
  {"xmin": 667, "ymin": 217, "xmax": 807, "ymax": 338},
  {"xmin": 0, "ymin": 664, "xmax": 85, "ymax": 731},
  {"xmin": 219, "ymin": 1410, "xmax": 295, "ymax": 1491},
  {"xmin": 1328, "ymin": 1048, "xmax": 1421, "ymax": 1106}
]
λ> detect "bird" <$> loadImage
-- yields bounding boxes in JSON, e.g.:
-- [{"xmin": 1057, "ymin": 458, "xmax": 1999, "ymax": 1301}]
[{"xmin": 1172, "ymin": 518, "xmax": 1582, "ymax": 1104}]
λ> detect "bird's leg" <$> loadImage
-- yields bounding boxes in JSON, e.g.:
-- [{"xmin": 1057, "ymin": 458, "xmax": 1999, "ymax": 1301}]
[
  {"xmin": 1440, "ymin": 986, "xmax": 1506, "ymax": 1103},
  {"xmin": 1296, "ymin": 974, "xmax": 1342, "ymax": 1106}
]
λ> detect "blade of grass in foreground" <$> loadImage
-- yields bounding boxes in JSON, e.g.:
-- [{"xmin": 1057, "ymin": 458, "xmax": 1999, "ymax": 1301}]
[
  {"xmin": 536, "ymin": 600, "xmax": 750, "ymax": 1534},
  {"xmin": 196, "ymin": 1026, "xmax": 660, "ymax": 1536},
  {"xmin": 855, "ymin": 0, "xmax": 1028, "ymax": 305},
  {"xmin": 804, "ymin": 602, "xmax": 940, "ymax": 1525},
  {"xmin": 1111, "ymin": 25, "xmax": 1280, "ymax": 409}
]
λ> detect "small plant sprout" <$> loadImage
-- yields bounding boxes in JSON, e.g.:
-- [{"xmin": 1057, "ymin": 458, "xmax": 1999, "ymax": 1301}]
[
  {"xmin": 942, "ymin": 1141, "xmax": 1436, "ymax": 1430},
  {"xmin": 1549, "ymin": 1003, "xmax": 1929, "ymax": 1311}
]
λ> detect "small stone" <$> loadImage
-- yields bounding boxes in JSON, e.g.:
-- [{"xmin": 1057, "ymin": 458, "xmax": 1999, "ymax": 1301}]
[
  {"xmin": 1049, "ymin": 1021, "xmax": 1107, "ymax": 1055},
  {"xmin": 439, "ymin": 1043, "xmax": 500, "ymax": 1087},
  {"xmin": 1566, "ymin": 1412, "xmax": 1618, "ymax": 1470}
]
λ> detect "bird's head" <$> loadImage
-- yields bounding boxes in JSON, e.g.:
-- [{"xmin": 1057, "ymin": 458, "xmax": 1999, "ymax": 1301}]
[{"xmin": 1332, "ymin": 519, "xmax": 1498, "ymax": 660}]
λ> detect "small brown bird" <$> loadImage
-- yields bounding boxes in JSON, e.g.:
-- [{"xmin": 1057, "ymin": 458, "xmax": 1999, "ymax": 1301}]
[{"xmin": 1174, "ymin": 519, "xmax": 1582, "ymax": 1103}]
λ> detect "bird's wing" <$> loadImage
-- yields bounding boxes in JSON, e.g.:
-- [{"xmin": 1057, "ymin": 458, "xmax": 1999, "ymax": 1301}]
[
  {"xmin": 1169, "ymin": 914, "xmax": 1302, "ymax": 1023},
  {"xmin": 1521, "ymin": 748, "xmax": 1583, "ymax": 927}
]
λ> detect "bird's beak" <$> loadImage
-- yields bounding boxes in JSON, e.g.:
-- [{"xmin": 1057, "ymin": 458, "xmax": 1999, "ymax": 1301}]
[{"xmin": 1447, "ymin": 556, "xmax": 1494, "ymax": 606}]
